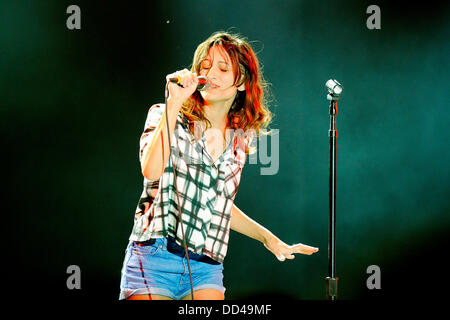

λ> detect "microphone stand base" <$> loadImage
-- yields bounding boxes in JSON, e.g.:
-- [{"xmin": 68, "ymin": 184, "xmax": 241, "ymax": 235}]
[{"xmin": 325, "ymin": 277, "xmax": 339, "ymax": 300}]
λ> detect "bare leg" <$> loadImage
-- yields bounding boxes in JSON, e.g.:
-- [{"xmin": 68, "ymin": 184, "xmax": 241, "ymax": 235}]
[
  {"xmin": 181, "ymin": 289, "xmax": 224, "ymax": 300},
  {"xmin": 127, "ymin": 294, "xmax": 173, "ymax": 300}
]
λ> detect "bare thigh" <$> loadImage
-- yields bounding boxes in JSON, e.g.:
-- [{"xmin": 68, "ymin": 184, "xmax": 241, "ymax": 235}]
[
  {"xmin": 182, "ymin": 289, "xmax": 224, "ymax": 300},
  {"xmin": 126, "ymin": 294, "xmax": 173, "ymax": 300}
]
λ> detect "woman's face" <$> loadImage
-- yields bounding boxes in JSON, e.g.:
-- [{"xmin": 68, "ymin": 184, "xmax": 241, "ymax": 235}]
[{"xmin": 198, "ymin": 45, "xmax": 245, "ymax": 105}]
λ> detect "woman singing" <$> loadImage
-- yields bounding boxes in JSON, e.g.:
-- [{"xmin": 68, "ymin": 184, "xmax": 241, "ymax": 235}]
[{"xmin": 119, "ymin": 31, "xmax": 319, "ymax": 300}]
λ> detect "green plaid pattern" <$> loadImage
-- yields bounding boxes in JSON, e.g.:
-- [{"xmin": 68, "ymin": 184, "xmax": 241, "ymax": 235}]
[{"xmin": 129, "ymin": 104, "xmax": 252, "ymax": 263}]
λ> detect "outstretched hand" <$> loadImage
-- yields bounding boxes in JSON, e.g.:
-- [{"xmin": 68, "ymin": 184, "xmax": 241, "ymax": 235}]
[{"xmin": 264, "ymin": 234, "xmax": 319, "ymax": 262}]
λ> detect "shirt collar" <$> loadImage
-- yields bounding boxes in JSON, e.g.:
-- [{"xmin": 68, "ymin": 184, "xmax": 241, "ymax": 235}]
[{"xmin": 177, "ymin": 112, "xmax": 246, "ymax": 165}]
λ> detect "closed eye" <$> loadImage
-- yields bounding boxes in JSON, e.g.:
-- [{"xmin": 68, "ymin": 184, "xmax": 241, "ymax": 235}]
[
  {"xmin": 200, "ymin": 62, "xmax": 211, "ymax": 69},
  {"xmin": 200, "ymin": 60, "xmax": 230, "ymax": 72}
]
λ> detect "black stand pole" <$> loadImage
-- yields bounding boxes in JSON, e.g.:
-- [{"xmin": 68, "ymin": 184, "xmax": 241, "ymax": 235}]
[{"xmin": 324, "ymin": 80, "xmax": 343, "ymax": 301}]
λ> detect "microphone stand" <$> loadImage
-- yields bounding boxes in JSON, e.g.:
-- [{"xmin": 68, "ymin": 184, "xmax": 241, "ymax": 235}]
[{"xmin": 324, "ymin": 80, "xmax": 343, "ymax": 301}]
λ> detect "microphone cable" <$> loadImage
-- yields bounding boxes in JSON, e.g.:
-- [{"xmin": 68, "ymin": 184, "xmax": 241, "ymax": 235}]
[{"xmin": 162, "ymin": 80, "xmax": 195, "ymax": 300}]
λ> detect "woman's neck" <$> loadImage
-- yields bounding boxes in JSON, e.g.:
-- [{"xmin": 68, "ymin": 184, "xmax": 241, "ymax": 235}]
[{"xmin": 203, "ymin": 100, "xmax": 233, "ymax": 130}]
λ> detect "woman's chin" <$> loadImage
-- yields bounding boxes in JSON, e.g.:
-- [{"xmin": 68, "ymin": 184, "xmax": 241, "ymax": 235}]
[
  {"xmin": 201, "ymin": 93, "xmax": 235, "ymax": 104},
  {"xmin": 201, "ymin": 94, "xmax": 221, "ymax": 103}
]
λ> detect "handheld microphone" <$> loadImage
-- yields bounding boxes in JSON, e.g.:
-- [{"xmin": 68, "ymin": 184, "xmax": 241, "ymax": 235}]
[{"xmin": 168, "ymin": 75, "xmax": 216, "ymax": 91}]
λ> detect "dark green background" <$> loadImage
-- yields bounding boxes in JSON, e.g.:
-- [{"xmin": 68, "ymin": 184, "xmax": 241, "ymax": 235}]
[{"xmin": 2, "ymin": 0, "xmax": 449, "ymax": 301}]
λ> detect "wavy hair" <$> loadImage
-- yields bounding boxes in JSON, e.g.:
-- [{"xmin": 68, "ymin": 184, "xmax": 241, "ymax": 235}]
[{"xmin": 180, "ymin": 31, "xmax": 274, "ymax": 154}]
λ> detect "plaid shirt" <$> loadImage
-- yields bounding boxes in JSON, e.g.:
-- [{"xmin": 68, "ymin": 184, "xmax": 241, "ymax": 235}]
[{"xmin": 129, "ymin": 103, "xmax": 252, "ymax": 263}]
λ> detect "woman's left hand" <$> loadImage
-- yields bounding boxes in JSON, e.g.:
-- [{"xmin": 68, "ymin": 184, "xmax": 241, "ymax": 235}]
[{"xmin": 263, "ymin": 234, "xmax": 319, "ymax": 262}]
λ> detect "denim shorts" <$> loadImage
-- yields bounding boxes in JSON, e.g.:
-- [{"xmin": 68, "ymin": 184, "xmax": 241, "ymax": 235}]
[{"xmin": 119, "ymin": 236, "xmax": 225, "ymax": 300}]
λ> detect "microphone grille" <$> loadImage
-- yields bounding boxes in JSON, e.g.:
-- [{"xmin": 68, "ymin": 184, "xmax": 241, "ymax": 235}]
[{"xmin": 197, "ymin": 75, "xmax": 210, "ymax": 91}]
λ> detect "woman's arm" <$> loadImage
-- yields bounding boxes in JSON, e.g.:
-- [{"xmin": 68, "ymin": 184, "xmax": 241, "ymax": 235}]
[
  {"xmin": 141, "ymin": 69, "xmax": 199, "ymax": 181},
  {"xmin": 230, "ymin": 203, "xmax": 319, "ymax": 261},
  {"xmin": 141, "ymin": 97, "xmax": 182, "ymax": 181},
  {"xmin": 230, "ymin": 203, "xmax": 272, "ymax": 244}
]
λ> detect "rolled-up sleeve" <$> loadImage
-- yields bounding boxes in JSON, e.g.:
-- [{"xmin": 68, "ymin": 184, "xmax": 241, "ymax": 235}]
[{"xmin": 139, "ymin": 104, "xmax": 165, "ymax": 164}]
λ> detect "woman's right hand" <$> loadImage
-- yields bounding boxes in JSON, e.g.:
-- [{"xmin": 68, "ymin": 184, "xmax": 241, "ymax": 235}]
[{"xmin": 166, "ymin": 69, "xmax": 199, "ymax": 105}]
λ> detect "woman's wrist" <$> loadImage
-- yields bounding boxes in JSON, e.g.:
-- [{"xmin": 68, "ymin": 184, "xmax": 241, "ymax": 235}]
[
  {"xmin": 260, "ymin": 228, "xmax": 275, "ymax": 246},
  {"xmin": 167, "ymin": 96, "xmax": 183, "ymax": 111}
]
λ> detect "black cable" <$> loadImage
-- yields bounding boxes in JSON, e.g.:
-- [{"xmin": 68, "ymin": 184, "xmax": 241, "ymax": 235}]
[{"xmin": 163, "ymin": 81, "xmax": 194, "ymax": 300}]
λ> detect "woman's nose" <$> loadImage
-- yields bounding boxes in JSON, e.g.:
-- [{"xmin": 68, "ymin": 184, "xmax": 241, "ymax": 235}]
[{"xmin": 205, "ymin": 65, "xmax": 219, "ymax": 78}]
